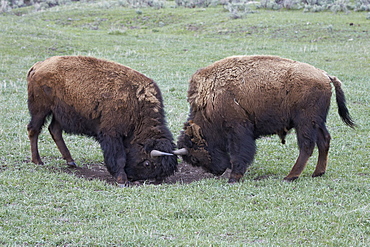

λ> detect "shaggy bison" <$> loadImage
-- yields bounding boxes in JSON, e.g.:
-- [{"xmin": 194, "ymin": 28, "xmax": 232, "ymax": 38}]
[
  {"xmin": 176, "ymin": 55, "xmax": 355, "ymax": 183},
  {"xmin": 27, "ymin": 56, "xmax": 177, "ymax": 186}
]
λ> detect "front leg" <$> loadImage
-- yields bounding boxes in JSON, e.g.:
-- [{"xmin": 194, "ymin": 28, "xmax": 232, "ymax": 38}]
[
  {"xmin": 115, "ymin": 157, "xmax": 129, "ymax": 187},
  {"xmin": 98, "ymin": 133, "xmax": 128, "ymax": 187},
  {"xmin": 227, "ymin": 124, "xmax": 256, "ymax": 183}
]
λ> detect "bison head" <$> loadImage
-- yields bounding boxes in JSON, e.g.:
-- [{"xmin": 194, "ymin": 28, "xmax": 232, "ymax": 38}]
[
  {"xmin": 125, "ymin": 138, "xmax": 178, "ymax": 183},
  {"xmin": 176, "ymin": 121, "xmax": 213, "ymax": 172}
]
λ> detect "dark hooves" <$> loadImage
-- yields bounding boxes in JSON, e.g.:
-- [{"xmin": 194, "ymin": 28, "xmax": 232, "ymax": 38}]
[
  {"xmin": 283, "ymin": 176, "xmax": 299, "ymax": 182},
  {"xmin": 67, "ymin": 161, "xmax": 77, "ymax": 168},
  {"xmin": 227, "ymin": 178, "xmax": 240, "ymax": 184},
  {"xmin": 117, "ymin": 182, "xmax": 131, "ymax": 188},
  {"xmin": 312, "ymin": 172, "xmax": 325, "ymax": 177}
]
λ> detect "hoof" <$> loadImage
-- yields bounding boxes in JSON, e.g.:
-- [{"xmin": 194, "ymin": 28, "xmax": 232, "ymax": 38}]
[
  {"xmin": 228, "ymin": 173, "xmax": 242, "ymax": 183},
  {"xmin": 67, "ymin": 161, "xmax": 77, "ymax": 168},
  {"xmin": 153, "ymin": 178, "xmax": 163, "ymax": 185},
  {"xmin": 117, "ymin": 181, "xmax": 130, "ymax": 188},
  {"xmin": 283, "ymin": 176, "xmax": 299, "ymax": 182},
  {"xmin": 117, "ymin": 183, "xmax": 128, "ymax": 188},
  {"xmin": 312, "ymin": 172, "xmax": 325, "ymax": 178},
  {"xmin": 228, "ymin": 178, "xmax": 240, "ymax": 184},
  {"xmin": 32, "ymin": 160, "xmax": 44, "ymax": 165}
]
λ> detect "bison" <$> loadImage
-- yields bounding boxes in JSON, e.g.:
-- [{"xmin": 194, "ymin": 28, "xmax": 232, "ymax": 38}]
[
  {"xmin": 176, "ymin": 55, "xmax": 355, "ymax": 183},
  {"xmin": 27, "ymin": 56, "xmax": 177, "ymax": 186}
]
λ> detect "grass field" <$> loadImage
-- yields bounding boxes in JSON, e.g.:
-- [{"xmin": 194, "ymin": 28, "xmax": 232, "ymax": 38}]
[{"xmin": 0, "ymin": 1, "xmax": 369, "ymax": 245}]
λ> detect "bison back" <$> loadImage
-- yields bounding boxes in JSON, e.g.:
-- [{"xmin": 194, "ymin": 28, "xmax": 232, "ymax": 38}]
[
  {"xmin": 27, "ymin": 56, "xmax": 163, "ymax": 137},
  {"xmin": 188, "ymin": 55, "xmax": 332, "ymax": 136}
]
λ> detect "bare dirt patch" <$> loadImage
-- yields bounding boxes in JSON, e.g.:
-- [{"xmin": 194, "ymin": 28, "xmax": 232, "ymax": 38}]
[{"xmin": 59, "ymin": 162, "xmax": 230, "ymax": 186}]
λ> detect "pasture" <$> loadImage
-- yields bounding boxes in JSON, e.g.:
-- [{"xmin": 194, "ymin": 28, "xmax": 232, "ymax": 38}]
[{"xmin": 0, "ymin": 1, "xmax": 369, "ymax": 245}]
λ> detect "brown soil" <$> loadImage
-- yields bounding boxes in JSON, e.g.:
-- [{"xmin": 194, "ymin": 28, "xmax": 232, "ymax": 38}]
[{"xmin": 60, "ymin": 162, "xmax": 231, "ymax": 186}]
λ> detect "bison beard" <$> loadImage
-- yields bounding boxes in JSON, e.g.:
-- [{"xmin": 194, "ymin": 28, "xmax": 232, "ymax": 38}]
[
  {"xmin": 27, "ymin": 56, "xmax": 177, "ymax": 187},
  {"xmin": 177, "ymin": 55, "xmax": 355, "ymax": 183}
]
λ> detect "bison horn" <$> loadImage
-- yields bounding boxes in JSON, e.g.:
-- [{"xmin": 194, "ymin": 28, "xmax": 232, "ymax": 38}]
[
  {"xmin": 150, "ymin": 150, "xmax": 174, "ymax": 157},
  {"xmin": 173, "ymin": 148, "xmax": 188, "ymax": 155}
]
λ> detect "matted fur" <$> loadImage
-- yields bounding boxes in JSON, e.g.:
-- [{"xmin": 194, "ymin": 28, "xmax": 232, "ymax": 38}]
[
  {"xmin": 178, "ymin": 55, "xmax": 354, "ymax": 183},
  {"xmin": 27, "ymin": 56, "xmax": 177, "ymax": 185}
]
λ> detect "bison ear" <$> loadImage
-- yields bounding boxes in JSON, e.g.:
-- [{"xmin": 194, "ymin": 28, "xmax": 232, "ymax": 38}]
[
  {"xmin": 188, "ymin": 121, "xmax": 203, "ymax": 141},
  {"xmin": 184, "ymin": 121, "xmax": 207, "ymax": 147},
  {"xmin": 184, "ymin": 123, "xmax": 193, "ymax": 137}
]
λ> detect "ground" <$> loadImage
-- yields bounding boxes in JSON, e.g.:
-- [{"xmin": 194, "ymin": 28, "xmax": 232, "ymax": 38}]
[{"xmin": 59, "ymin": 162, "xmax": 231, "ymax": 186}]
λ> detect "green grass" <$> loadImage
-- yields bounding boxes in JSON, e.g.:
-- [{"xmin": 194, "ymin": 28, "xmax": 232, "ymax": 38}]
[{"xmin": 1, "ymin": 1, "xmax": 369, "ymax": 245}]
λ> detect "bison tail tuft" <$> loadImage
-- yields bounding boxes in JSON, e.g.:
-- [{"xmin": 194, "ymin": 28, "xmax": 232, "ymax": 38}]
[{"xmin": 329, "ymin": 76, "xmax": 356, "ymax": 128}]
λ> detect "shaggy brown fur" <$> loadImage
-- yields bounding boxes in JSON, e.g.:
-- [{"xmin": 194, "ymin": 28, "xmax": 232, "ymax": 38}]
[
  {"xmin": 27, "ymin": 56, "xmax": 177, "ymax": 186},
  {"xmin": 177, "ymin": 55, "xmax": 355, "ymax": 183}
]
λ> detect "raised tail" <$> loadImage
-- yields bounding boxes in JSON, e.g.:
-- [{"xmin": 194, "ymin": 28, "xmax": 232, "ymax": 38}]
[{"xmin": 329, "ymin": 76, "xmax": 356, "ymax": 128}]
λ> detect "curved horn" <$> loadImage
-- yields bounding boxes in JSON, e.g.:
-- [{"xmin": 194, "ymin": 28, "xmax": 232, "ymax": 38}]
[
  {"xmin": 173, "ymin": 148, "xmax": 188, "ymax": 155},
  {"xmin": 150, "ymin": 150, "xmax": 174, "ymax": 157}
]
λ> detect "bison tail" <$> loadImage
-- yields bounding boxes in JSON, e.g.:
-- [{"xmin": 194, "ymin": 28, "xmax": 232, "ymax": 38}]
[{"xmin": 329, "ymin": 76, "xmax": 356, "ymax": 128}]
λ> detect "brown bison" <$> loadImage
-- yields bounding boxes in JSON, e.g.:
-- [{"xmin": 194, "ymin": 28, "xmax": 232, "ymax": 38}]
[
  {"xmin": 27, "ymin": 56, "xmax": 177, "ymax": 186},
  {"xmin": 176, "ymin": 55, "xmax": 355, "ymax": 183}
]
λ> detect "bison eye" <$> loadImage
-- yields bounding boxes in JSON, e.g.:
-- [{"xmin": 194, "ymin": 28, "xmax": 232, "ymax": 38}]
[
  {"xmin": 190, "ymin": 156, "xmax": 199, "ymax": 164},
  {"xmin": 142, "ymin": 160, "xmax": 151, "ymax": 167}
]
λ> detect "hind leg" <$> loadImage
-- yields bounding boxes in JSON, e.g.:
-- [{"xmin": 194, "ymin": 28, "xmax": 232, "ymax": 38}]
[
  {"xmin": 48, "ymin": 117, "xmax": 76, "ymax": 167},
  {"xmin": 312, "ymin": 125, "xmax": 331, "ymax": 177},
  {"xmin": 27, "ymin": 112, "xmax": 49, "ymax": 165},
  {"xmin": 284, "ymin": 125, "xmax": 317, "ymax": 181}
]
